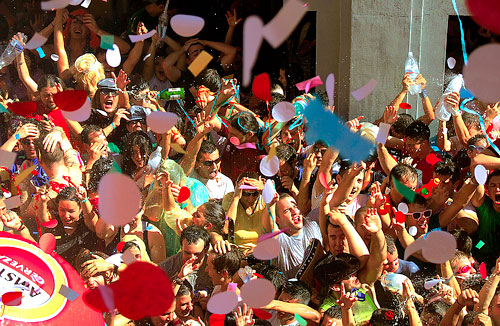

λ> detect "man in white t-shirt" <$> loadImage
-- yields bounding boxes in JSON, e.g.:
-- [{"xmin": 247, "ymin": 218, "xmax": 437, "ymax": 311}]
[
  {"xmin": 262, "ymin": 193, "xmax": 322, "ymax": 279},
  {"xmin": 188, "ymin": 140, "xmax": 234, "ymax": 200}
]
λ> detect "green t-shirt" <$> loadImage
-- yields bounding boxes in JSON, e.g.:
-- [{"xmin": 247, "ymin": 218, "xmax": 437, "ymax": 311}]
[
  {"xmin": 473, "ymin": 197, "xmax": 500, "ymax": 266},
  {"xmin": 320, "ymin": 288, "xmax": 377, "ymax": 324}
]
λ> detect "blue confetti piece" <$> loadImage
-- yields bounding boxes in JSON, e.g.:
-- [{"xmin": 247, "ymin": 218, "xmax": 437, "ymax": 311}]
[
  {"xmin": 146, "ymin": 225, "xmax": 153, "ymax": 231},
  {"xmin": 424, "ymin": 227, "xmax": 442, "ymax": 239},
  {"xmin": 460, "ymin": 87, "xmax": 474, "ymax": 99},
  {"xmin": 36, "ymin": 47, "xmax": 45, "ymax": 58},
  {"xmin": 303, "ymin": 99, "xmax": 375, "ymax": 162}
]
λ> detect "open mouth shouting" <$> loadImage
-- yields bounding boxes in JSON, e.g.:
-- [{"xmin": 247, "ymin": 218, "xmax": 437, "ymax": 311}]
[
  {"xmin": 495, "ymin": 193, "xmax": 500, "ymax": 206},
  {"xmin": 103, "ymin": 99, "xmax": 115, "ymax": 111}
]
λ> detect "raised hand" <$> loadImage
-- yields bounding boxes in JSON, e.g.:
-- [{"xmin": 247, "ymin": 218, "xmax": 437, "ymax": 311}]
[
  {"xmin": 402, "ymin": 73, "xmax": 413, "ymax": 93},
  {"xmin": 112, "ymin": 108, "xmax": 130, "ymax": 127},
  {"xmin": 15, "ymin": 123, "xmax": 39, "ymax": 140},
  {"xmin": 444, "ymin": 92, "xmax": 460, "ymax": 114},
  {"xmin": 226, "ymin": 9, "xmax": 242, "ymax": 27},
  {"xmin": 80, "ymin": 254, "xmax": 113, "ymax": 278},
  {"xmin": 82, "ymin": 14, "xmax": 100, "ymax": 35},
  {"xmin": 346, "ymin": 116, "xmax": 364, "ymax": 132},
  {"xmin": 303, "ymin": 153, "xmax": 317, "ymax": 176},
  {"xmin": 369, "ymin": 182, "xmax": 385, "ymax": 208},
  {"xmin": 136, "ymin": 21, "xmax": 148, "ymax": 35},
  {"xmin": 75, "ymin": 185, "xmax": 88, "ymax": 202},
  {"xmin": 383, "ymin": 105, "xmax": 399, "ymax": 125},
  {"xmin": 157, "ymin": 171, "xmax": 173, "ymax": 189},
  {"xmin": 194, "ymin": 111, "xmax": 214, "ymax": 135},
  {"xmin": 88, "ymin": 141, "xmax": 107, "ymax": 163},
  {"xmin": 214, "ymin": 240, "xmax": 232, "ymax": 255},
  {"xmin": 416, "ymin": 74, "xmax": 427, "ymax": 90},
  {"xmin": 457, "ymin": 288, "xmax": 479, "ymax": 307},
  {"xmin": 112, "ymin": 70, "xmax": 130, "ymax": 91},
  {"xmin": 0, "ymin": 210, "xmax": 23, "ymax": 231},
  {"xmin": 362, "ymin": 208, "xmax": 382, "ymax": 233},
  {"xmin": 178, "ymin": 256, "xmax": 200, "ymax": 279},
  {"xmin": 336, "ymin": 283, "xmax": 357, "ymax": 310},
  {"xmin": 328, "ymin": 209, "xmax": 347, "ymax": 226},
  {"xmin": 234, "ymin": 304, "xmax": 255, "ymax": 326},
  {"xmin": 43, "ymin": 130, "xmax": 62, "ymax": 153}
]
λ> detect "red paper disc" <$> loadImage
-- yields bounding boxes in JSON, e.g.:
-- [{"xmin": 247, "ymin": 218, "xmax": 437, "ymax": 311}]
[
  {"xmin": 116, "ymin": 241, "xmax": 125, "ymax": 253},
  {"xmin": 480, "ymin": 262, "xmax": 487, "ymax": 279},
  {"xmin": 318, "ymin": 172, "xmax": 330, "ymax": 189},
  {"xmin": 177, "ymin": 186, "xmax": 191, "ymax": 203},
  {"xmin": 395, "ymin": 211, "xmax": 406, "ymax": 224},
  {"xmin": 53, "ymin": 90, "xmax": 89, "ymax": 112},
  {"xmin": 39, "ymin": 233, "xmax": 56, "ymax": 253},
  {"xmin": 41, "ymin": 219, "xmax": 58, "ymax": 228},
  {"xmin": 466, "ymin": 0, "xmax": 500, "ymax": 35},
  {"xmin": 7, "ymin": 101, "xmax": 38, "ymax": 117},
  {"xmin": 399, "ymin": 103, "xmax": 411, "ymax": 110},
  {"xmin": 208, "ymin": 314, "xmax": 225, "ymax": 326},
  {"xmin": 425, "ymin": 153, "xmax": 442, "ymax": 166},
  {"xmin": 252, "ymin": 73, "xmax": 272, "ymax": 102}
]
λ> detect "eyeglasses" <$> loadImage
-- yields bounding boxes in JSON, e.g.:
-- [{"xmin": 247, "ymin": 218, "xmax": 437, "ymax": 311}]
[
  {"xmin": 127, "ymin": 119, "xmax": 144, "ymax": 125},
  {"xmin": 313, "ymin": 147, "xmax": 327, "ymax": 155},
  {"xmin": 457, "ymin": 264, "xmax": 474, "ymax": 275},
  {"xmin": 199, "ymin": 158, "xmax": 221, "ymax": 166},
  {"xmin": 406, "ymin": 209, "xmax": 432, "ymax": 221},
  {"xmin": 101, "ymin": 89, "xmax": 119, "ymax": 96},
  {"xmin": 469, "ymin": 144, "xmax": 485, "ymax": 152},
  {"xmin": 242, "ymin": 191, "xmax": 259, "ymax": 197}
]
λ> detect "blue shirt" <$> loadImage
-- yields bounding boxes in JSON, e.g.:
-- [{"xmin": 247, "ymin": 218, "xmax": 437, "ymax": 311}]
[{"xmin": 11, "ymin": 157, "xmax": 49, "ymax": 188}]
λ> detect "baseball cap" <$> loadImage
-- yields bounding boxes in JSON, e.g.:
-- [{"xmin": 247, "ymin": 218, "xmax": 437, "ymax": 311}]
[
  {"xmin": 97, "ymin": 78, "xmax": 120, "ymax": 91},
  {"xmin": 129, "ymin": 105, "xmax": 151, "ymax": 122}
]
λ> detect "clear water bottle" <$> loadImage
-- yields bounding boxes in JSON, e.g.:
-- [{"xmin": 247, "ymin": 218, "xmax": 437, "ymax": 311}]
[
  {"xmin": 0, "ymin": 33, "xmax": 27, "ymax": 70},
  {"xmin": 404, "ymin": 52, "xmax": 422, "ymax": 95},
  {"xmin": 159, "ymin": 88, "xmax": 185, "ymax": 101},
  {"xmin": 381, "ymin": 273, "xmax": 408, "ymax": 291},
  {"xmin": 147, "ymin": 145, "xmax": 163, "ymax": 171},
  {"xmin": 435, "ymin": 74, "xmax": 464, "ymax": 122}
]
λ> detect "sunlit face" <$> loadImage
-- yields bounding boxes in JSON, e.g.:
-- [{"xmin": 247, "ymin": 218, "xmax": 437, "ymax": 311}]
[
  {"xmin": 126, "ymin": 120, "xmax": 146, "ymax": 134},
  {"xmin": 405, "ymin": 204, "xmax": 431, "ymax": 236},
  {"xmin": 181, "ymin": 239, "xmax": 206, "ymax": 265},
  {"xmin": 312, "ymin": 144, "xmax": 328, "ymax": 166},
  {"xmin": 70, "ymin": 15, "xmax": 89, "ymax": 39},
  {"xmin": 342, "ymin": 274, "xmax": 361, "ymax": 292},
  {"xmin": 175, "ymin": 295, "xmax": 193, "ymax": 318},
  {"xmin": 205, "ymin": 253, "xmax": 224, "ymax": 286},
  {"xmin": 487, "ymin": 175, "xmax": 500, "ymax": 210},
  {"xmin": 154, "ymin": 57, "xmax": 167, "ymax": 81},
  {"xmin": 131, "ymin": 145, "xmax": 145, "ymax": 169},
  {"xmin": 279, "ymin": 160, "xmax": 294, "ymax": 178},
  {"xmin": 489, "ymin": 294, "xmax": 500, "ymax": 326},
  {"xmin": 40, "ymin": 86, "xmax": 58, "ymax": 110},
  {"xmin": 391, "ymin": 176, "xmax": 418, "ymax": 202},
  {"xmin": 127, "ymin": 247, "xmax": 142, "ymax": 261},
  {"xmin": 0, "ymin": 199, "xmax": 6, "ymax": 215},
  {"xmin": 99, "ymin": 89, "xmax": 119, "ymax": 114},
  {"xmin": 280, "ymin": 127, "xmax": 303, "ymax": 152},
  {"xmin": 337, "ymin": 171, "xmax": 364, "ymax": 203},
  {"xmin": 196, "ymin": 151, "xmax": 220, "ymax": 179},
  {"xmin": 191, "ymin": 206, "xmax": 207, "ymax": 228},
  {"xmin": 355, "ymin": 215, "xmax": 371, "ymax": 247},
  {"xmin": 276, "ymin": 197, "xmax": 303, "ymax": 234},
  {"xmin": 58, "ymin": 200, "xmax": 81, "ymax": 225},
  {"xmin": 321, "ymin": 315, "xmax": 341, "ymax": 326},
  {"xmin": 467, "ymin": 139, "xmax": 487, "ymax": 159},
  {"xmin": 84, "ymin": 273, "xmax": 106, "ymax": 290},
  {"xmin": 433, "ymin": 173, "xmax": 454, "ymax": 197},
  {"xmin": 277, "ymin": 292, "xmax": 299, "ymax": 323},
  {"xmin": 453, "ymin": 258, "xmax": 476, "ymax": 287},
  {"xmin": 327, "ymin": 224, "xmax": 348, "ymax": 255},
  {"xmin": 383, "ymin": 251, "xmax": 400, "ymax": 273},
  {"xmin": 20, "ymin": 137, "xmax": 38, "ymax": 160},
  {"xmin": 405, "ymin": 138, "xmax": 428, "ymax": 158},
  {"xmin": 151, "ymin": 300, "xmax": 176, "ymax": 325}
]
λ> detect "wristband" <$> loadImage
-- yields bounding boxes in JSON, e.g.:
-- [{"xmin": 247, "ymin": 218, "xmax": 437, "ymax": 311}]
[
  {"xmin": 81, "ymin": 197, "xmax": 89, "ymax": 203},
  {"xmin": 420, "ymin": 89, "xmax": 428, "ymax": 99},
  {"xmin": 451, "ymin": 108, "xmax": 461, "ymax": 116},
  {"xmin": 15, "ymin": 133, "xmax": 20, "ymax": 140},
  {"xmin": 111, "ymin": 122, "xmax": 116, "ymax": 130},
  {"xmin": 16, "ymin": 222, "xmax": 26, "ymax": 232}
]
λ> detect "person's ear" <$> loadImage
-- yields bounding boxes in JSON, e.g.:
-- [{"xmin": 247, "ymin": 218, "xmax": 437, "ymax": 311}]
[
  {"xmin": 336, "ymin": 174, "xmax": 342, "ymax": 184},
  {"xmin": 204, "ymin": 222, "xmax": 213, "ymax": 231}
]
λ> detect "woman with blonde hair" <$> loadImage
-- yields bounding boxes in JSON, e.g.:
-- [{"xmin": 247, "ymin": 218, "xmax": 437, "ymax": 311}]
[{"xmin": 73, "ymin": 53, "xmax": 105, "ymax": 98}]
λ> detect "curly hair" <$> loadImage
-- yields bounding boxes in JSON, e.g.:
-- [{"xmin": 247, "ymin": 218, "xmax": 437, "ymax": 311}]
[
  {"xmin": 74, "ymin": 53, "xmax": 105, "ymax": 97},
  {"xmin": 121, "ymin": 131, "xmax": 153, "ymax": 176}
]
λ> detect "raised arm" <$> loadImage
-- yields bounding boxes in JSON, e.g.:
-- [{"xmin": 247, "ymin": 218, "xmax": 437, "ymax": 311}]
[
  {"xmin": 179, "ymin": 112, "xmax": 213, "ymax": 175},
  {"xmin": 122, "ymin": 22, "xmax": 147, "ymax": 76},
  {"xmin": 437, "ymin": 120, "xmax": 452, "ymax": 153},
  {"xmin": 358, "ymin": 209, "xmax": 386, "ymax": 286},
  {"xmin": 329, "ymin": 163, "xmax": 364, "ymax": 208},
  {"xmin": 389, "ymin": 73, "xmax": 411, "ymax": 109},
  {"xmin": 262, "ymin": 300, "xmax": 321, "ymax": 324},
  {"xmin": 161, "ymin": 48, "xmax": 184, "ymax": 83},
  {"xmin": 438, "ymin": 178, "xmax": 478, "ymax": 228},
  {"xmin": 1, "ymin": 123, "xmax": 39, "ymax": 153},
  {"xmin": 297, "ymin": 153, "xmax": 317, "ymax": 215},
  {"xmin": 14, "ymin": 37, "xmax": 38, "ymax": 96},
  {"xmin": 54, "ymin": 9, "xmax": 72, "ymax": 80},
  {"xmin": 447, "ymin": 92, "xmax": 471, "ymax": 147},
  {"xmin": 476, "ymin": 257, "xmax": 500, "ymax": 314},
  {"xmin": 224, "ymin": 9, "xmax": 242, "ymax": 45},
  {"xmin": 261, "ymin": 192, "xmax": 278, "ymax": 234},
  {"xmin": 200, "ymin": 39, "xmax": 237, "ymax": 71},
  {"xmin": 416, "ymin": 75, "xmax": 435, "ymax": 125},
  {"xmin": 376, "ymin": 143, "xmax": 398, "ymax": 176},
  {"xmin": 75, "ymin": 186, "xmax": 98, "ymax": 232}
]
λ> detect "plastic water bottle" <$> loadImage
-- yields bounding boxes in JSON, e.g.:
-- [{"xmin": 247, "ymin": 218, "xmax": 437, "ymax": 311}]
[
  {"xmin": 0, "ymin": 33, "xmax": 27, "ymax": 70},
  {"xmin": 147, "ymin": 146, "xmax": 163, "ymax": 171},
  {"xmin": 404, "ymin": 52, "xmax": 422, "ymax": 95},
  {"xmin": 159, "ymin": 88, "xmax": 185, "ymax": 101},
  {"xmin": 435, "ymin": 74, "xmax": 464, "ymax": 121},
  {"xmin": 381, "ymin": 273, "xmax": 408, "ymax": 291}
]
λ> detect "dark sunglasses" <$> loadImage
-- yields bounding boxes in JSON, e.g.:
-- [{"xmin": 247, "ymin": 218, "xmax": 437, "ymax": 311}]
[
  {"xmin": 406, "ymin": 209, "xmax": 432, "ymax": 221},
  {"xmin": 20, "ymin": 139, "xmax": 35, "ymax": 145},
  {"xmin": 199, "ymin": 158, "xmax": 221, "ymax": 166},
  {"xmin": 101, "ymin": 89, "xmax": 119, "ymax": 96},
  {"xmin": 242, "ymin": 191, "xmax": 259, "ymax": 197},
  {"xmin": 457, "ymin": 264, "xmax": 474, "ymax": 275},
  {"xmin": 313, "ymin": 147, "xmax": 327, "ymax": 155}
]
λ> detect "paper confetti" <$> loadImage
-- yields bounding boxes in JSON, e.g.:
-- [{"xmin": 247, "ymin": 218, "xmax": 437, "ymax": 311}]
[
  {"xmin": 463, "ymin": 44, "xmax": 500, "ymax": 103},
  {"xmin": 272, "ymin": 101, "xmax": 296, "ymax": 122},
  {"xmin": 170, "ymin": 15, "xmax": 205, "ymax": 37},
  {"xmin": 253, "ymin": 237, "xmax": 280, "ymax": 260},
  {"xmin": 466, "ymin": 0, "xmax": 500, "ymax": 35},
  {"xmin": 240, "ymin": 278, "xmax": 275, "ymax": 308},
  {"xmin": 376, "ymin": 123, "xmax": 391, "ymax": 144},
  {"xmin": 14, "ymin": 164, "xmax": 36, "ymax": 185},
  {"xmin": 146, "ymin": 111, "xmax": 178, "ymax": 134},
  {"xmin": 252, "ymin": 73, "xmax": 272, "ymax": 101},
  {"xmin": 295, "ymin": 75, "xmax": 323, "ymax": 94},
  {"xmin": 59, "ymin": 284, "xmax": 79, "ymax": 301},
  {"xmin": 98, "ymin": 173, "xmax": 141, "ymax": 226},
  {"xmin": 404, "ymin": 231, "xmax": 456, "ymax": 264},
  {"xmin": 80, "ymin": 0, "xmax": 91, "ymax": 8},
  {"xmin": 447, "ymin": 57, "xmax": 456, "ymax": 69},
  {"xmin": 392, "ymin": 176, "xmax": 416, "ymax": 202},
  {"xmin": 325, "ymin": 73, "xmax": 335, "ymax": 109},
  {"xmin": 4, "ymin": 195, "xmax": 22, "ymax": 209},
  {"xmin": 51, "ymin": 54, "xmax": 59, "ymax": 61},
  {"xmin": 259, "ymin": 155, "xmax": 280, "ymax": 177},
  {"xmin": 476, "ymin": 240, "xmax": 485, "ymax": 249},
  {"xmin": 295, "ymin": 313, "xmax": 307, "ymax": 326},
  {"xmin": 128, "ymin": 30, "xmax": 156, "ymax": 43},
  {"xmin": 100, "ymin": 35, "xmax": 114, "ymax": 50},
  {"xmin": 106, "ymin": 44, "xmax": 121, "ymax": 68},
  {"xmin": 25, "ymin": 33, "xmax": 48, "ymax": 50},
  {"xmin": 40, "ymin": 0, "xmax": 69, "ymax": 11},
  {"xmin": 0, "ymin": 149, "xmax": 17, "ymax": 168},
  {"xmin": 207, "ymin": 291, "xmax": 238, "ymax": 314},
  {"xmin": 351, "ymin": 78, "xmax": 377, "ymax": 101},
  {"xmin": 187, "ymin": 50, "xmax": 213, "ymax": 77}
]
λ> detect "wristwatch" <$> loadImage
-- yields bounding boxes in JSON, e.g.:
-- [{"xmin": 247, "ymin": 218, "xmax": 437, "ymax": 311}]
[
  {"xmin": 172, "ymin": 276, "xmax": 184, "ymax": 285},
  {"xmin": 419, "ymin": 89, "xmax": 429, "ymax": 99}
]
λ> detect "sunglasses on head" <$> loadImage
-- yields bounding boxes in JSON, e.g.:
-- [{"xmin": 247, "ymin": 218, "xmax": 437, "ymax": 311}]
[
  {"xmin": 101, "ymin": 89, "xmax": 119, "ymax": 96},
  {"xmin": 242, "ymin": 191, "xmax": 259, "ymax": 197},
  {"xmin": 199, "ymin": 158, "xmax": 221, "ymax": 166},
  {"xmin": 406, "ymin": 209, "xmax": 432, "ymax": 220},
  {"xmin": 469, "ymin": 144, "xmax": 485, "ymax": 152}
]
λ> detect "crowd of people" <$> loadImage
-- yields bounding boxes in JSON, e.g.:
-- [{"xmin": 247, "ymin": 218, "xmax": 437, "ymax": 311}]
[{"xmin": 0, "ymin": 0, "xmax": 500, "ymax": 325}]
